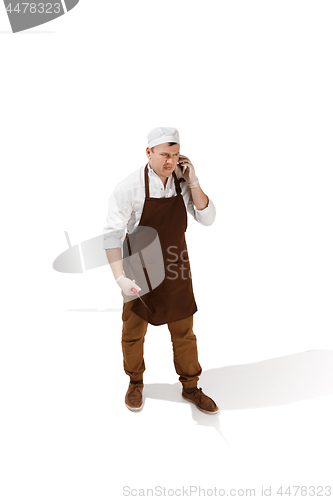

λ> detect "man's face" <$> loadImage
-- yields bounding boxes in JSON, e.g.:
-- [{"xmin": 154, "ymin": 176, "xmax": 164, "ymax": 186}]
[{"xmin": 146, "ymin": 143, "xmax": 180, "ymax": 185}]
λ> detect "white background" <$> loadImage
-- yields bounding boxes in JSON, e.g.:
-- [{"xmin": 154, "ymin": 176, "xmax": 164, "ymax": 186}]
[{"xmin": 1, "ymin": 1, "xmax": 333, "ymax": 499}]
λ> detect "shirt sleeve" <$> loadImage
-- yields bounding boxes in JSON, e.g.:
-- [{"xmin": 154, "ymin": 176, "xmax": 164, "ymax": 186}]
[
  {"xmin": 103, "ymin": 183, "xmax": 133, "ymax": 250},
  {"xmin": 185, "ymin": 189, "xmax": 216, "ymax": 226}
]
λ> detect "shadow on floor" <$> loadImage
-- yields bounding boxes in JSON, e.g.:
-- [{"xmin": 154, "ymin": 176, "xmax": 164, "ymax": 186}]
[{"xmin": 143, "ymin": 350, "xmax": 333, "ymax": 443}]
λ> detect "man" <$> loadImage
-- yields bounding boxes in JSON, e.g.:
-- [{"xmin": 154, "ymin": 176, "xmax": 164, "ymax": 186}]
[{"xmin": 104, "ymin": 127, "xmax": 218, "ymax": 414}]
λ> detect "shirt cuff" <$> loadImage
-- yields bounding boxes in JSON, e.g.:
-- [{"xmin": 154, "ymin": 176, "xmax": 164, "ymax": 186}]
[
  {"xmin": 193, "ymin": 197, "xmax": 216, "ymax": 225},
  {"xmin": 103, "ymin": 231, "xmax": 124, "ymax": 250}
]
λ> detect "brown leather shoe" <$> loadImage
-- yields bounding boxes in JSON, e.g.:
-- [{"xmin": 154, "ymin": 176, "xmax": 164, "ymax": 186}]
[
  {"xmin": 125, "ymin": 382, "xmax": 144, "ymax": 411},
  {"xmin": 182, "ymin": 387, "xmax": 219, "ymax": 414}
]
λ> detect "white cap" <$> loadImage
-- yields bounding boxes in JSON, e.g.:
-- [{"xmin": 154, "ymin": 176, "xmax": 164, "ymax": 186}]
[{"xmin": 147, "ymin": 127, "xmax": 180, "ymax": 148}]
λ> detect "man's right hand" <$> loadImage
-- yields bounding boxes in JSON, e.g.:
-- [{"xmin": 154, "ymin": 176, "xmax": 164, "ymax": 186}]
[{"xmin": 115, "ymin": 275, "xmax": 141, "ymax": 296}]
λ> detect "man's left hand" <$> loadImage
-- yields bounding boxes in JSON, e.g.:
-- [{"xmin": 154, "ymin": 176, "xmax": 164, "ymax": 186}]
[{"xmin": 178, "ymin": 155, "xmax": 200, "ymax": 189}]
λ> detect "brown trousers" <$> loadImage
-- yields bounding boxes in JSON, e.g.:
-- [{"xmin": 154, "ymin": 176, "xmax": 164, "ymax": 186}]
[{"xmin": 121, "ymin": 300, "xmax": 202, "ymax": 389}]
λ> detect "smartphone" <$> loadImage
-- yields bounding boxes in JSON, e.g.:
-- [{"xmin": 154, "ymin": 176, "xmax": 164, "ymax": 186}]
[{"xmin": 177, "ymin": 159, "xmax": 185, "ymax": 173}]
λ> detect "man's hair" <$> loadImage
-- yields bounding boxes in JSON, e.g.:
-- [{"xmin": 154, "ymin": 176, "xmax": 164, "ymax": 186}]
[{"xmin": 150, "ymin": 142, "xmax": 178, "ymax": 152}]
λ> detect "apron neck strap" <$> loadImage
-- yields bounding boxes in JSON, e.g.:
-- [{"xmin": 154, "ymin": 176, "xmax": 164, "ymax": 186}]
[
  {"xmin": 145, "ymin": 163, "xmax": 182, "ymax": 198},
  {"xmin": 172, "ymin": 171, "xmax": 182, "ymax": 195},
  {"xmin": 144, "ymin": 163, "xmax": 150, "ymax": 198}
]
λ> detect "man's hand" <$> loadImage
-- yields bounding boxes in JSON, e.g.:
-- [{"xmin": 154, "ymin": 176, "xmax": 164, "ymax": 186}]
[
  {"xmin": 178, "ymin": 155, "xmax": 199, "ymax": 189},
  {"xmin": 116, "ymin": 275, "xmax": 141, "ymax": 296}
]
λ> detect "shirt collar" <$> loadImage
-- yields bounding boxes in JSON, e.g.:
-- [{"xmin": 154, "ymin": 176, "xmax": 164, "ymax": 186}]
[{"xmin": 147, "ymin": 162, "xmax": 172, "ymax": 187}]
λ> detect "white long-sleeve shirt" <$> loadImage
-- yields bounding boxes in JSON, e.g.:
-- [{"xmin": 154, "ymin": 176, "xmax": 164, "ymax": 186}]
[{"xmin": 103, "ymin": 163, "xmax": 216, "ymax": 250}]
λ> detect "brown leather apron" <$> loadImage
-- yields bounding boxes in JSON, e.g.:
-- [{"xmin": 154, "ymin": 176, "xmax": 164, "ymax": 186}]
[{"xmin": 123, "ymin": 163, "xmax": 197, "ymax": 326}]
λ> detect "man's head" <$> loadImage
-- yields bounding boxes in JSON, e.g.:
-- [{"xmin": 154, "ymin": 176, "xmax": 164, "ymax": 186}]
[{"xmin": 146, "ymin": 127, "xmax": 180, "ymax": 185}]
